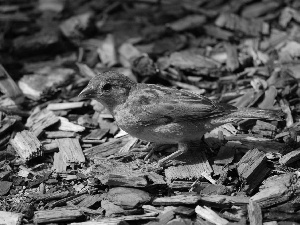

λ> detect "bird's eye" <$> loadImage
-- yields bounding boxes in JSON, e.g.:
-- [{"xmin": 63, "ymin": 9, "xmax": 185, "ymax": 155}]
[{"xmin": 102, "ymin": 83, "xmax": 112, "ymax": 91}]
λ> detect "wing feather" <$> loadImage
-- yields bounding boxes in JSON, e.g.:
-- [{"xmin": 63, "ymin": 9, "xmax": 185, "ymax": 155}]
[{"xmin": 128, "ymin": 84, "xmax": 235, "ymax": 125}]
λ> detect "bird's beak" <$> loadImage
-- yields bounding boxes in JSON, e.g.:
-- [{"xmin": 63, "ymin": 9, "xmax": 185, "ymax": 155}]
[{"xmin": 78, "ymin": 86, "xmax": 96, "ymax": 99}]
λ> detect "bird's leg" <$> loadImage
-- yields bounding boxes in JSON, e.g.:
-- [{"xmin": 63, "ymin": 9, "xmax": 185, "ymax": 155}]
[
  {"xmin": 144, "ymin": 143, "xmax": 161, "ymax": 161},
  {"xmin": 158, "ymin": 143, "xmax": 189, "ymax": 166}
]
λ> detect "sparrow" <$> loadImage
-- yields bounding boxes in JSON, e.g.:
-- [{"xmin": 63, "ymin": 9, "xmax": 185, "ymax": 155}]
[{"xmin": 79, "ymin": 71, "xmax": 284, "ymax": 166}]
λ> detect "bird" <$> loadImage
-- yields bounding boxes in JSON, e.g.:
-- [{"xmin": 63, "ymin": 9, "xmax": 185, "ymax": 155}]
[{"xmin": 79, "ymin": 71, "xmax": 284, "ymax": 166}]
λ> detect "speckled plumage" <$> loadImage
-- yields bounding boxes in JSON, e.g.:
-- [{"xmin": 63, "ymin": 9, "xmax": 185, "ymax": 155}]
[{"xmin": 79, "ymin": 71, "xmax": 284, "ymax": 165}]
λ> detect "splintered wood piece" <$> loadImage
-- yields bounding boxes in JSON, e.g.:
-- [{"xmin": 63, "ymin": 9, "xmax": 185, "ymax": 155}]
[
  {"xmin": 45, "ymin": 131, "xmax": 77, "ymax": 138},
  {"xmin": 26, "ymin": 108, "xmax": 60, "ymax": 137},
  {"xmin": 248, "ymin": 200, "xmax": 262, "ymax": 225},
  {"xmin": 58, "ymin": 117, "xmax": 85, "ymax": 132},
  {"xmin": 195, "ymin": 205, "xmax": 229, "ymax": 225},
  {"xmin": 0, "ymin": 211, "xmax": 23, "ymax": 225},
  {"xmin": 165, "ymin": 149, "xmax": 213, "ymax": 181},
  {"xmin": 215, "ymin": 13, "xmax": 269, "ymax": 36},
  {"xmin": 237, "ymin": 148, "xmax": 270, "ymax": 194},
  {"xmin": 152, "ymin": 195, "xmax": 201, "ymax": 206},
  {"xmin": 33, "ymin": 209, "xmax": 83, "ymax": 223},
  {"xmin": 103, "ymin": 174, "xmax": 148, "ymax": 187},
  {"xmin": 225, "ymin": 135, "xmax": 288, "ymax": 153},
  {"xmin": 279, "ymin": 148, "xmax": 300, "ymax": 165},
  {"xmin": 250, "ymin": 184, "xmax": 291, "ymax": 208},
  {"xmin": 46, "ymin": 102, "xmax": 85, "ymax": 111},
  {"xmin": 200, "ymin": 195, "xmax": 249, "ymax": 208},
  {"xmin": 224, "ymin": 42, "xmax": 239, "ymax": 72},
  {"xmin": 84, "ymin": 135, "xmax": 132, "ymax": 159},
  {"xmin": 10, "ymin": 130, "xmax": 43, "ymax": 161},
  {"xmin": 53, "ymin": 138, "xmax": 85, "ymax": 172}
]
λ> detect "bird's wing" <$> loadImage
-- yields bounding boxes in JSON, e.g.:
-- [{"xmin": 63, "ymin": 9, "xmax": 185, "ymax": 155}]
[{"xmin": 127, "ymin": 84, "xmax": 236, "ymax": 125}]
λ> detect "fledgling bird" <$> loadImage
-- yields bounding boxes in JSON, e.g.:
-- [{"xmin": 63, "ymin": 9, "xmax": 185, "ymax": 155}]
[{"xmin": 79, "ymin": 71, "xmax": 284, "ymax": 166}]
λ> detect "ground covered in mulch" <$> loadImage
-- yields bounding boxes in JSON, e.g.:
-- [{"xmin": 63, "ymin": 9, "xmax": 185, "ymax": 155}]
[{"xmin": 1, "ymin": 0, "xmax": 300, "ymax": 224}]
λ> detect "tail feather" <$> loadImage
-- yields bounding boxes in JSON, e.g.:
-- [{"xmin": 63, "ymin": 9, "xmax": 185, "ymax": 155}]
[{"xmin": 227, "ymin": 108, "xmax": 285, "ymax": 121}]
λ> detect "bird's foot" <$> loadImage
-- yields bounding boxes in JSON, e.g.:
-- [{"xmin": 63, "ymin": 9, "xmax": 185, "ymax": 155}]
[{"xmin": 157, "ymin": 143, "xmax": 189, "ymax": 167}]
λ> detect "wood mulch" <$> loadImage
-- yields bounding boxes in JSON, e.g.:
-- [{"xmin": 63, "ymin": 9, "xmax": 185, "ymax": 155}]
[{"xmin": 1, "ymin": 0, "xmax": 300, "ymax": 224}]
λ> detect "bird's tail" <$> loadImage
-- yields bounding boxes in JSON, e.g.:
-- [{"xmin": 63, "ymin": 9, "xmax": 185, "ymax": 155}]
[{"xmin": 226, "ymin": 108, "xmax": 285, "ymax": 121}]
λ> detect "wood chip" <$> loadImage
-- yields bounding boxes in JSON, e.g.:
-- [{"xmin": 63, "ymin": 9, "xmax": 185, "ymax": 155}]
[
  {"xmin": 215, "ymin": 13, "xmax": 269, "ymax": 36},
  {"xmin": 26, "ymin": 109, "xmax": 60, "ymax": 137},
  {"xmin": 248, "ymin": 200, "xmax": 262, "ymax": 225},
  {"xmin": 279, "ymin": 148, "xmax": 300, "ymax": 165},
  {"xmin": 46, "ymin": 102, "xmax": 85, "ymax": 111},
  {"xmin": 34, "ymin": 208, "xmax": 83, "ymax": 224},
  {"xmin": 45, "ymin": 131, "xmax": 77, "ymax": 138},
  {"xmin": 58, "ymin": 117, "xmax": 85, "ymax": 132},
  {"xmin": 200, "ymin": 195, "xmax": 249, "ymax": 208},
  {"xmin": 165, "ymin": 149, "xmax": 213, "ymax": 181},
  {"xmin": 195, "ymin": 205, "xmax": 229, "ymax": 225},
  {"xmin": 53, "ymin": 138, "xmax": 85, "ymax": 172},
  {"xmin": 250, "ymin": 184, "xmax": 291, "ymax": 208},
  {"xmin": 152, "ymin": 194, "xmax": 201, "ymax": 206},
  {"xmin": 103, "ymin": 174, "xmax": 148, "ymax": 188},
  {"xmin": 10, "ymin": 130, "xmax": 43, "ymax": 161},
  {"xmin": 237, "ymin": 148, "xmax": 270, "ymax": 194},
  {"xmin": 104, "ymin": 187, "xmax": 151, "ymax": 209},
  {"xmin": 84, "ymin": 135, "xmax": 132, "ymax": 159}
]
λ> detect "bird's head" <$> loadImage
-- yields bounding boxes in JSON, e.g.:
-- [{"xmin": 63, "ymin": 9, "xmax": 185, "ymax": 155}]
[{"xmin": 79, "ymin": 71, "xmax": 136, "ymax": 112}]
